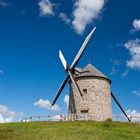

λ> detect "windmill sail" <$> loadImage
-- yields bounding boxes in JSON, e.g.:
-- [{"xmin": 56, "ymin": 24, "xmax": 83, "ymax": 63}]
[
  {"xmin": 51, "ymin": 27, "xmax": 96, "ymax": 106},
  {"xmin": 70, "ymin": 27, "xmax": 96, "ymax": 69},
  {"xmin": 59, "ymin": 50, "xmax": 68, "ymax": 70}
]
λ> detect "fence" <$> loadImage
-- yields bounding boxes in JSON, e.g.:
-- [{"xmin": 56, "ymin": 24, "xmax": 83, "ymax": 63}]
[
  {"xmin": 112, "ymin": 114, "xmax": 140, "ymax": 123},
  {"xmin": 21, "ymin": 114, "xmax": 88, "ymax": 122},
  {"xmin": 20, "ymin": 114, "xmax": 140, "ymax": 123}
]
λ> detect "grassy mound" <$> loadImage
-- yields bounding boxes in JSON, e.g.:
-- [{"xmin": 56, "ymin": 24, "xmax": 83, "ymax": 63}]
[{"xmin": 0, "ymin": 121, "xmax": 140, "ymax": 140}]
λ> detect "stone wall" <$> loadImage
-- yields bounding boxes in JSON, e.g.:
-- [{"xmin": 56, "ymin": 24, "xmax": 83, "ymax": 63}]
[{"xmin": 69, "ymin": 77, "xmax": 112, "ymax": 121}]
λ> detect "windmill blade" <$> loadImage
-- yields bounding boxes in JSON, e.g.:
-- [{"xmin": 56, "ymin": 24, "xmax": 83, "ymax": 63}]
[
  {"xmin": 111, "ymin": 92, "xmax": 131, "ymax": 122},
  {"xmin": 68, "ymin": 70, "xmax": 83, "ymax": 102},
  {"xmin": 51, "ymin": 27, "xmax": 96, "ymax": 106},
  {"xmin": 70, "ymin": 27, "xmax": 96, "ymax": 69},
  {"xmin": 59, "ymin": 50, "xmax": 68, "ymax": 70},
  {"xmin": 51, "ymin": 75, "xmax": 70, "ymax": 106}
]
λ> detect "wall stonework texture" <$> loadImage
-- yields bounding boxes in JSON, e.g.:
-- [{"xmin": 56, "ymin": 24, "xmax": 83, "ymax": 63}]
[{"xmin": 69, "ymin": 77, "xmax": 112, "ymax": 121}]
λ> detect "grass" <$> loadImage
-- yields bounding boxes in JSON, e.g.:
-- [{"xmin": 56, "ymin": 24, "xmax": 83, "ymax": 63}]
[{"xmin": 0, "ymin": 121, "xmax": 140, "ymax": 140}]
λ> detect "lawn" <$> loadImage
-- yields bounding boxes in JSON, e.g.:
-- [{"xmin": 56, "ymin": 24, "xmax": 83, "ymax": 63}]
[{"xmin": 0, "ymin": 121, "xmax": 140, "ymax": 140}]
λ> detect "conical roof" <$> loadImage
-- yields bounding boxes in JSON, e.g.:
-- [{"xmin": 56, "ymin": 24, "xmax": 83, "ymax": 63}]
[{"xmin": 75, "ymin": 64, "xmax": 111, "ymax": 82}]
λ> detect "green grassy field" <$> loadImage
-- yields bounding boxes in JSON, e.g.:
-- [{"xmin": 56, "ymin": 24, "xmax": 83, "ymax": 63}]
[{"xmin": 0, "ymin": 121, "xmax": 140, "ymax": 140}]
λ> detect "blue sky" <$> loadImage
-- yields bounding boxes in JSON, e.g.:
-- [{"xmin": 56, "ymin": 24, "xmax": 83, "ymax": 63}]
[{"xmin": 0, "ymin": 0, "xmax": 140, "ymax": 122}]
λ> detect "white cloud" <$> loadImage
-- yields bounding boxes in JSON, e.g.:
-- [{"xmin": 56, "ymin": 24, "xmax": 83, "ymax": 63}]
[
  {"xmin": 131, "ymin": 19, "xmax": 140, "ymax": 33},
  {"xmin": 132, "ymin": 89, "xmax": 140, "ymax": 97},
  {"xmin": 0, "ymin": 115, "xmax": 14, "ymax": 123},
  {"xmin": 0, "ymin": 104, "xmax": 16, "ymax": 117},
  {"xmin": 0, "ymin": 70, "xmax": 4, "ymax": 75},
  {"xmin": 126, "ymin": 109, "xmax": 140, "ymax": 122},
  {"xmin": 0, "ymin": 0, "xmax": 9, "ymax": 7},
  {"xmin": 51, "ymin": 115, "xmax": 62, "ymax": 121},
  {"xmin": 72, "ymin": 0, "xmax": 105, "ymax": 34},
  {"xmin": 124, "ymin": 38, "xmax": 140, "ymax": 69},
  {"xmin": 38, "ymin": 0, "xmax": 55, "ymax": 16},
  {"xmin": 34, "ymin": 99, "xmax": 61, "ymax": 111},
  {"xmin": 63, "ymin": 95, "xmax": 69, "ymax": 107},
  {"xmin": 0, "ymin": 115, "xmax": 5, "ymax": 123},
  {"xmin": 59, "ymin": 12, "xmax": 71, "ymax": 25},
  {"xmin": 5, "ymin": 117, "xmax": 14, "ymax": 123},
  {"xmin": 0, "ymin": 104, "xmax": 17, "ymax": 123}
]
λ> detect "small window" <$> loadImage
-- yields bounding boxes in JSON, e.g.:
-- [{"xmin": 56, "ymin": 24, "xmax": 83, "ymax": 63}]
[
  {"xmin": 81, "ymin": 110, "xmax": 88, "ymax": 113},
  {"xmin": 83, "ymin": 89, "xmax": 87, "ymax": 94}
]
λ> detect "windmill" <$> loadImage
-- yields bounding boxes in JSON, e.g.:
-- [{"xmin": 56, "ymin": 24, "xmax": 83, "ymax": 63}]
[{"xmin": 51, "ymin": 27, "xmax": 131, "ymax": 122}]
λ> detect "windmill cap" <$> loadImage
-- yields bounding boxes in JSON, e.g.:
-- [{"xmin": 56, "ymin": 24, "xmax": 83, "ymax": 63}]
[{"xmin": 75, "ymin": 64, "xmax": 111, "ymax": 83}]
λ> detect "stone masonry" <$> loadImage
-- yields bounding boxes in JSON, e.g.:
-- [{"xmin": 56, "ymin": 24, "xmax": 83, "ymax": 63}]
[{"xmin": 68, "ymin": 64, "xmax": 112, "ymax": 121}]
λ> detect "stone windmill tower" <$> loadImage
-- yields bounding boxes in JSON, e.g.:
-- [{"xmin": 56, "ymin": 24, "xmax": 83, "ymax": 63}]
[
  {"xmin": 69, "ymin": 64, "xmax": 112, "ymax": 121},
  {"xmin": 51, "ymin": 27, "xmax": 131, "ymax": 122}
]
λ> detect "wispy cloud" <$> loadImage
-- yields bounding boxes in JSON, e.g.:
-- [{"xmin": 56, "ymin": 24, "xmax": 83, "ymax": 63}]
[
  {"xmin": 20, "ymin": 9, "xmax": 27, "ymax": 15},
  {"xmin": 0, "ymin": 0, "xmax": 9, "ymax": 7},
  {"xmin": 132, "ymin": 89, "xmax": 140, "ymax": 97},
  {"xmin": 63, "ymin": 95, "xmax": 69, "ymax": 107},
  {"xmin": 130, "ymin": 19, "xmax": 140, "ymax": 33},
  {"xmin": 0, "ymin": 70, "xmax": 4, "ymax": 75},
  {"xmin": 34, "ymin": 99, "xmax": 61, "ymax": 111},
  {"xmin": 38, "ymin": 0, "xmax": 55, "ymax": 16},
  {"xmin": 59, "ymin": 12, "xmax": 71, "ymax": 25},
  {"xmin": 110, "ymin": 67, "xmax": 118, "ymax": 75},
  {"xmin": 123, "ymin": 38, "xmax": 140, "ymax": 69},
  {"xmin": 126, "ymin": 109, "xmax": 140, "ymax": 122},
  {"xmin": 72, "ymin": 0, "xmax": 105, "ymax": 34},
  {"xmin": 121, "ymin": 70, "xmax": 129, "ymax": 78},
  {"xmin": 110, "ymin": 60, "xmax": 121, "ymax": 76}
]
